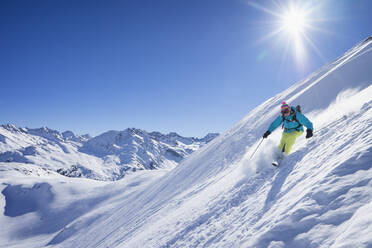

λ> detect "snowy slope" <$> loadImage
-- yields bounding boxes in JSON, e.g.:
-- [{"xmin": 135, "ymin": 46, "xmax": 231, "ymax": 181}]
[
  {"xmin": 0, "ymin": 125, "xmax": 218, "ymax": 181},
  {"xmin": 0, "ymin": 167, "xmax": 168, "ymax": 248},
  {"xmin": 1, "ymin": 36, "xmax": 372, "ymax": 248},
  {"xmin": 46, "ymin": 36, "xmax": 372, "ymax": 248}
]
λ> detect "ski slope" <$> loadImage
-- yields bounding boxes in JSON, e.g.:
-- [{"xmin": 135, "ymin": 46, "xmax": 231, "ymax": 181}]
[{"xmin": 1, "ymin": 36, "xmax": 372, "ymax": 248}]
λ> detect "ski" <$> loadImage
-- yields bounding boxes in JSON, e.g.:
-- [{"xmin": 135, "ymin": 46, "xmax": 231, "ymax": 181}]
[{"xmin": 272, "ymin": 161, "xmax": 279, "ymax": 167}]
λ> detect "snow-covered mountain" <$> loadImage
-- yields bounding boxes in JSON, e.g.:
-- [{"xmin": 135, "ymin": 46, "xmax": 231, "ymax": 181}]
[
  {"xmin": 0, "ymin": 124, "xmax": 218, "ymax": 180},
  {"xmin": 1, "ymin": 36, "xmax": 372, "ymax": 248},
  {"xmin": 80, "ymin": 128, "xmax": 218, "ymax": 173}
]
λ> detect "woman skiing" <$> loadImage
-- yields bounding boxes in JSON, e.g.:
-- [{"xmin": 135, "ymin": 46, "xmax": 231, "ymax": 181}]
[{"xmin": 262, "ymin": 102, "xmax": 313, "ymax": 165}]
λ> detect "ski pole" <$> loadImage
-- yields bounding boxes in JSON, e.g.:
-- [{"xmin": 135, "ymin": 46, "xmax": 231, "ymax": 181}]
[{"xmin": 250, "ymin": 138, "xmax": 264, "ymax": 160}]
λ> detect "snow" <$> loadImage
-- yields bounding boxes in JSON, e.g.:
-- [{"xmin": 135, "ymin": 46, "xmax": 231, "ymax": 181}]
[
  {"xmin": 1, "ymin": 36, "xmax": 372, "ymax": 248},
  {"xmin": 0, "ymin": 126, "xmax": 216, "ymax": 180},
  {"xmin": 0, "ymin": 169, "xmax": 167, "ymax": 247}
]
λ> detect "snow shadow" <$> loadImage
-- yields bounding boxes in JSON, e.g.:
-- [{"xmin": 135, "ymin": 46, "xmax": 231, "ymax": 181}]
[
  {"xmin": 263, "ymin": 148, "xmax": 307, "ymax": 212},
  {"xmin": 1, "ymin": 183, "xmax": 111, "ymax": 240},
  {"xmin": 0, "ymin": 150, "xmax": 32, "ymax": 163},
  {"xmin": 2, "ymin": 183, "xmax": 54, "ymax": 217},
  {"xmin": 252, "ymin": 148, "xmax": 372, "ymax": 247},
  {"xmin": 0, "ymin": 133, "xmax": 6, "ymax": 143},
  {"xmin": 327, "ymin": 146, "xmax": 372, "ymax": 177}
]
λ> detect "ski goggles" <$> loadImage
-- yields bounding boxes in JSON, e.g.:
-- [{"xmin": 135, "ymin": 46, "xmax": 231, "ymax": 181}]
[{"xmin": 281, "ymin": 108, "xmax": 290, "ymax": 114}]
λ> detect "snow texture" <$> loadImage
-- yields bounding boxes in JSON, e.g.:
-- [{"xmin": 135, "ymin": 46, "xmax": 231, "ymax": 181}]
[
  {"xmin": 0, "ymin": 126, "xmax": 217, "ymax": 181},
  {"xmin": 1, "ymin": 36, "xmax": 372, "ymax": 248}
]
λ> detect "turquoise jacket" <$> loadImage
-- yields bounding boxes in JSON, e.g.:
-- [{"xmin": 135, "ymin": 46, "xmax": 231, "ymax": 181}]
[{"xmin": 268, "ymin": 107, "xmax": 314, "ymax": 133}]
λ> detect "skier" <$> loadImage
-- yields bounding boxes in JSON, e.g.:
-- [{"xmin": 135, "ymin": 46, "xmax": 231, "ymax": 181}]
[{"xmin": 262, "ymin": 102, "xmax": 313, "ymax": 166}]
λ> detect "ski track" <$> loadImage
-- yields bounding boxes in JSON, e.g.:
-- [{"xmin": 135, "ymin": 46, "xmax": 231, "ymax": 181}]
[{"xmin": 120, "ymin": 98, "xmax": 372, "ymax": 248}]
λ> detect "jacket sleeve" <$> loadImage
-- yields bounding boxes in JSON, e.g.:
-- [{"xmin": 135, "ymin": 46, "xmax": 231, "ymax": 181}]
[
  {"xmin": 268, "ymin": 115, "xmax": 283, "ymax": 132},
  {"xmin": 296, "ymin": 112, "xmax": 313, "ymax": 130}
]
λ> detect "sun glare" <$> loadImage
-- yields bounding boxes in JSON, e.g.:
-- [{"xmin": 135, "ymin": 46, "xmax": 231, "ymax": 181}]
[
  {"xmin": 248, "ymin": 1, "xmax": 328, "ymax": 69},
  {"xmin": 282, "ymin": 9, "xmax": 307, "ymax": 36}
]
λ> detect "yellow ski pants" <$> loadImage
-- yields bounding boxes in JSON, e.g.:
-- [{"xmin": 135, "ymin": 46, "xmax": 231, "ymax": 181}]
[{"xmin": 279, "ymin": 131, "xmax": 303, "ymax": 155}]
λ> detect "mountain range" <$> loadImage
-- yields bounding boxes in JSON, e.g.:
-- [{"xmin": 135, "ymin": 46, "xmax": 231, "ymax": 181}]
[{"xmin": 0, "ymin": 124, "xmax": 218, "ymax": 180}]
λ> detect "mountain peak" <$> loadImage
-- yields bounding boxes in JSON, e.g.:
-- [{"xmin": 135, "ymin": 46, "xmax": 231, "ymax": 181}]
[
  {"xmin": 80, "ymin": 128, "xmax": 219, "ymax": 174},
  {"xmin": 1, "ymin": 123, "xmax": 25, "ymax": 133},
  {"xmin": 201, "ymin": 132, "xmax": 219, "ymax": 143}
]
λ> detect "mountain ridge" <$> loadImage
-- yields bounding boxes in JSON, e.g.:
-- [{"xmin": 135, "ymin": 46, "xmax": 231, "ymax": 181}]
[{"xmin": 0, "ymin": 123, "xmax": 218, "ymax": 180}]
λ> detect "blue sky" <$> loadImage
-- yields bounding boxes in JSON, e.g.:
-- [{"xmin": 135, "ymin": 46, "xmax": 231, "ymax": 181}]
[{"xmin": 1, "ymin": 0, "xmax": 371, "ymax": 137}]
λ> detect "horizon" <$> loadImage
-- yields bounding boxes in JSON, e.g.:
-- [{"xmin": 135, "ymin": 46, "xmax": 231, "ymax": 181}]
[
  {"xmin": 1, "ymin": 0, "xmax": 372, "ymax": 137},
  {"xmin": 1, "ymin": 122, "xmax": 220, "ymax": 139}
]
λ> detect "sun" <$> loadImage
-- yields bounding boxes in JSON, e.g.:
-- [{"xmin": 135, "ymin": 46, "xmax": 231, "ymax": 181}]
[
  {"xmin": 277, "ymin": 5, "xmax": 312, "ymax": 63},
  {"xmin": 248, "ymin": 1, "xmax": 328, "ymax": 68},
  {"xmin": 281, "ymin": 8, "xmax": 308, "ymax": 36}
]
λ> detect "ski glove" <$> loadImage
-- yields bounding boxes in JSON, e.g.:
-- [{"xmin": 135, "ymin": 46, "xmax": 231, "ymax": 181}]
[
  {"xmin": 306, "ymin": 129, "xmax": 313, "ymax": 139},
  {"xmin": 263, "ymin": 131, "xmax": 271, "ymax": 138}
]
